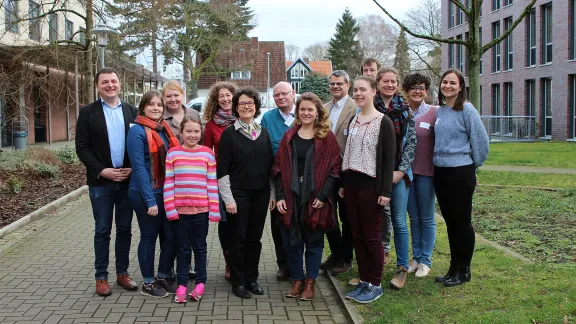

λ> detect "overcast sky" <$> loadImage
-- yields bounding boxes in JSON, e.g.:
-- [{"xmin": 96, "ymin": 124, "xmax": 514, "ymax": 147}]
[{"xmin": 247, "ymin": 0, "xmax": 420, "ymax": 50}]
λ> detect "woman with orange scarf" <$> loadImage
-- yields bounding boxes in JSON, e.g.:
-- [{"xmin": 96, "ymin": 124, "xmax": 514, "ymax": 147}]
[{"xmin": 127, "ymin": 90, "xmax": 180, "ymax": 298}]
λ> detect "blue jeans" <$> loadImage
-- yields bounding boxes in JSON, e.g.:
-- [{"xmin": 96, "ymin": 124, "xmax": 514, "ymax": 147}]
[
  {"xmin": 174, "ymin": 213, "xmax": 209, "ymax": 286},
  {"xmin": 89, "ymin": 183, "xmax": 133, "ymax": 280},
  {"xmin": 390, "ymin": 177, "xmax": 410, "ymax": 269},
  {"xmin": 129, "ymin": 190, "xmax": 175, "ymax": 284},
  {"xmin": 407, "ymin": 175, "xmax": 437, "ymax": 268},
  {"xmin": 279, "ymin": 225, "xmax": 324, "ymax": 280}
]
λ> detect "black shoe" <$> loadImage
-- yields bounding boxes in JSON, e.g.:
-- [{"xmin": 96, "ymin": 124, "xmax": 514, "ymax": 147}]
[
  {"xmin": 247, "ymin": 282, "xmax": 264, "ymax": 295},
  {"xmin": 435, "ymin": 263, "xmax": 456, "ymax": 283},
  {"xmin": 155, "ymin": 276, "xmax": 177, "ymax": 294},
  {"xmin": 140, "ymin": 280, "xmax": 169, "ymax": 298},
  {"xmin": 276, "ymin": 267, "xmax": 290, "ymax": 280},
  {"xmin": 232, "ymin": 286, "xmax": 252, "ymax": 299},
  {"xmin": 320, "ymin": 254, "xmax": 340, "ymax": 271},
  {"xmin": 444, "ymin": 265, "xmax": 471, "ymax": 287}
]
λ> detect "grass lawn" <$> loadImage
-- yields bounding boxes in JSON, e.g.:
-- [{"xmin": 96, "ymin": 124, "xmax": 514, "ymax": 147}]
[
  {"xmin": 477, "ymin": 170, "xmax": 576, "ymax": 189},
  {"xmin": 334, "ymin": 221, "xmax": 576, "ymax": 323},
  {"xmin": 485, "ymin": 141, "xmax": 576, "ymax": 168}
]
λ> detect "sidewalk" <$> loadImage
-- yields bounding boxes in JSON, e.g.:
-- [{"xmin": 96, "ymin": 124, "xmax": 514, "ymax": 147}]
[
  {"xmin": 481, "ymin": 164, "xmax": 576, "ymax": 174},
  {"xmin": 0, "ymin": 195, "xmax": 349, "ymax": 324}
]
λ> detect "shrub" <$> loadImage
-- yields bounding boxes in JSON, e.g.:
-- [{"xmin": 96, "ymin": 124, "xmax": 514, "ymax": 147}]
[
  {"xmin": 0, "ymin": 150, "xmax": 27, "ymax": 172},
  {"xmin": 27, "ymin": 147, "xmax": 61, "ymax": 166},
  {"xmin": 6, "ymin": 177, "xmax": 23, "ymax": 194},
  {"xmin": 35, "ymin": 163, "xmax": 61, "ymax": 178},
  {"xmin": 55, "ymin": 145, "xmax": 79, "ymax": 164}
]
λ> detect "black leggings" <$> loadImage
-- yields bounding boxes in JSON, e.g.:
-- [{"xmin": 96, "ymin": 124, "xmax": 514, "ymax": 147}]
[{"xmin": 434, "ymin": 164, "xmax": 476, "ymax": 266}]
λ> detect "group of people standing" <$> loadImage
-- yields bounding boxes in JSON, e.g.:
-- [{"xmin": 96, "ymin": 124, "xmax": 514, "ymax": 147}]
[{"xmin": 76, "ymin": 58, "xmax": 489, "ymax": 305}]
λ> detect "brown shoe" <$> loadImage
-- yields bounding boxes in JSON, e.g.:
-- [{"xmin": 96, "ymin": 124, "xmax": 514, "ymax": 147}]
[
  {"xmin": 286, "ymin": 280, "xmax": 303, "ymax": 298},
  {"xmin": 96, "ymin": 279, "xmax": 112, "ymax": 296},
  {"xmin": 300, "ymin": 278, "xmax": 315, "ymax": 301},
  {"xmin": 330, "ymin": 261, "xmax": 352, "ymax": 275},
  {"xmin": 383, "ymin": 251, "xmax": 391, "ymax": 265},
  {"xmin": 276, "ymin": 267, "xmax": 290, "ymax": 280},
  {"xmin": 390, "ymin": 266, "xmax": 408, "ymax": 289},
  {"xmin": 116, "ymin": 274, "xmax": 138, "ymax": 291}
]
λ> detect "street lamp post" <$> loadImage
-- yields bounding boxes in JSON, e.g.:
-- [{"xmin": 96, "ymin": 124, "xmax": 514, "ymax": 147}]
[
  {"xmin": 266, "ymin": 52, "xmax": 271, "ymax": 107},
  {"xmin": 92, "ymin": 23, "xmax": 112, "ymax": 69}
]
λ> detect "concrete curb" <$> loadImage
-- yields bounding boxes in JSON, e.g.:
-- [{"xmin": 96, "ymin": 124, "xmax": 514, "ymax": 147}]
[
  {"xmin": 435, "ymin": 213, "xmax": 534, "ymax": 263},
  {"xmin": 0, "ymin": 185, "xmax": 88, "ymax": 239},
  {"xmin": 325, "ymin": 272, "xmax": 365, "ymax": 324}
]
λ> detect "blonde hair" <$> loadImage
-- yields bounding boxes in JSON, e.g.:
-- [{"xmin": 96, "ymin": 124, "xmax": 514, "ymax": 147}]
[
  {"xmin": 295, "ymin": 92, "xmax": 331, "ymax": 139},
  {"xmin": 162, "ymin": 80, "xmax": 184, "ymax": 97},
  {"xmin": 203, "ymin": 81, "xmax": 238, "ymax": 121}
]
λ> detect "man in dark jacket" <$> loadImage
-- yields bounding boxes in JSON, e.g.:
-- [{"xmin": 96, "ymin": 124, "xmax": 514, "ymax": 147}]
[{"xmin": 75, "ymin": 67, "xmax": 138, "ymax": 296}]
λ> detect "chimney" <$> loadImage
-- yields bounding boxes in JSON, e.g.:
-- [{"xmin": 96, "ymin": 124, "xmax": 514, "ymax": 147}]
[
  {"xmin": 303, "ymin": 57, "xmax": 310, "ymax": 64},
  {"xmin": 251, "ymin": 37, "xmax": 259, "ymax": 51}
]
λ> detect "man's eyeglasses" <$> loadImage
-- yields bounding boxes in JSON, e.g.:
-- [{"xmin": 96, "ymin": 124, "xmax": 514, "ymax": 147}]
[
  {"xmin": 238, "ymin": 101, "xmax": 255, "ymax": 108},
  {"xmin": 409, "ymin": 86, "xmax": 427, "ymax": 92},
  {"xmin": 329, "ymin": 82, "xmax": 346, "ymax": 87},
  {"xmin": 273, "ymin": 91, "xmax": 292, "ymax": 98}
]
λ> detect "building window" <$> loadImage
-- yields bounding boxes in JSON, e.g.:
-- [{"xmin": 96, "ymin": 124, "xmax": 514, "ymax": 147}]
[
  {"xmin": 492, "ymin": 21, "xmax": 501, "ymax": 73},
  {"xmin": 572, "ymin": 0, "xmax": 576, "ymax": 60},
  {"xmin": 65, "ymin": 20, "xmax": 74, "ymax": 41},
  {"xmin": 480, "ymin": 86, "xmax": 483, "ymax": 111},
  {"xmin": 504, "ymin": 82, "xmax": 513, "ymax": 133},
  {"xmin": 291, "ymin": 81, "xmax": 301, "ymax": 93},
  {"xmin": 448, "ymin": 39, "xmax": 454, "ymax": 68},
  {"xmin": 542, "ymin": 3, "xmax": 552, "ymax": 64},
  {"xmin": 526, "ymin": 80, "xmax": 536, "ymax": 116},
  {"xmin": 541, "ymin": 78, "xmax": 552, "ymax": 137},
  {"xmin": 504, "ymin": 17, "xmax": 513, "ymax": 70},
  {"xmin": 504, "ymin": 0, "xmax": 512, "ymax": 6},
  {"xmin": 49, "ymin": 13, "xmax": 59, "ymax": 41},
  {"xmin": 79, "ymin": 27, "xmax": 86, "ymax": 45},
  {"xmin": 456, "ymin": 35, "xmax": 464, "ymax": 73},
  {"xmin": 526, "ymin": 9, "xmax": 536, "ymax": 66},
  {"xmin": 492, "ymin": 0, "xmax": 500, "ymax": 11},
  {"xmin": 479, "ymin": 28, "xmax": 483, "ymax": 75},
  {"xmin": 492, "ymin": 84, "xmax": 501, "ymax": 133},
  {"xmin": 449, "ymin": 2, "xmax": 455, "ymax": 28},
  {"xmin": 456, "ymin": 2, "xmax": 463, "ymax": 26},
  {"xmin": 4, "ymin": 0, "xmax": 18, "ymax": 33},
  {"xmin": 464, "ymin": 32, "xmax": 469, "ymax": 76},
  {"xmin": 571, "ymin": 75, "xmax": 576, "ymax": 138},
  {"xmin": 29, "ymin": 1, "xmax": 41, "ymax": 41},
  {"xmin": 290, "ymin": 63, "xmax": 308, "ymax": 80},
  {"xmin": 231, "ymin": 71, "xmax": 251, "ymax": 79},
  {"xmin": 464, "ymin": 0, "xmax": 470, "ymax": 23}
]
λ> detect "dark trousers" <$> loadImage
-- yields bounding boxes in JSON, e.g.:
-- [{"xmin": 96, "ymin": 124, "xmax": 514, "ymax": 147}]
[
  {"xmin": 129, "ymin": 190, "xmax": 176, "ymax": 283},
  {"xmin": 270, "ymin": 208, "xmax": 288, "ymax": 268},
  {"xmin": 174, "ymin": 213, "xmax": 209, "ymax": 286},
  {"xmin": 343, "ymin": 186, "xmax": 384, "ymax": 286},
  {"xmin": 279, "ymin": 225, "xmax": 324, "ymax": 280},
  {"xmin": 325, "ymin": 195, "xmax": 354, "ymax": 263},
  {"xmin": 218, "ymin": 197, "xmax": 231, "ymax": 252},
  {"xmin": 434, "ymin": 164, "xmax": 477, "ymax": 266},
  {"xmin": 227, "ymin": 189, "xmax": 270, "ymax": 288},
  {"xmin": 89, "ymin": 183, "xmax": 133, "ymax": 280}
]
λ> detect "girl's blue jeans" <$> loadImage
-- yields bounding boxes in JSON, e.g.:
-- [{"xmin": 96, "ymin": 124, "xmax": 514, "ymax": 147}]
[{"xmin": 407, "ymin": 174, "xmax": 437, "ymax": 267}]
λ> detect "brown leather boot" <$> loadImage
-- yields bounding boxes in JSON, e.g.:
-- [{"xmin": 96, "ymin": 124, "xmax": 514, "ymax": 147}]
[
  {"xmin": 224, "ymin": 251, "xmax": 231, "ymax": 281},
  {"xmin": 116, "ymin": 274, "xmax": 138, "ymax": 291},
  {"xmin": 299, "ymin": 278, "xmax": 315, "ymax": 301},
  {"xmin": 96, "ymin": 279, "xmax": 112, "ymax": 296},
  {"xmin": 286, "ymin": 280, "xmax": 303, "ymax": 298}
]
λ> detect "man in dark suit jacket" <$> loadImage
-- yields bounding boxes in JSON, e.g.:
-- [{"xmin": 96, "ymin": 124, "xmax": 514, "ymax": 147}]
[{"xmin": 75, "ymin": 67, "xmax": 138, "ymax": 297}]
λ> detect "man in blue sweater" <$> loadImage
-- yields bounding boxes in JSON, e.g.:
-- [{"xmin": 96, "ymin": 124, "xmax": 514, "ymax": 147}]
[{"xmin": 260, "ymin": 81, "xmax": 296, "ymax": 280}]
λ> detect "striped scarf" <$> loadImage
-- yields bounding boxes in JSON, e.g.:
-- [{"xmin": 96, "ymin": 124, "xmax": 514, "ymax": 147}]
[{"xmin": 374, "ymin": 93, "xmax": 411, "ymax": 169}]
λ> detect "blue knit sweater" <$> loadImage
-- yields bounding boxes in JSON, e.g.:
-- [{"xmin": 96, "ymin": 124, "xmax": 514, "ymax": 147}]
[
  {"xmin": 260, "ymin": 108, "xmax": 291, "ymax": 155},
  {"xmin": 433, "ymin": 102, "xmax": 489, "ymax": 168}
]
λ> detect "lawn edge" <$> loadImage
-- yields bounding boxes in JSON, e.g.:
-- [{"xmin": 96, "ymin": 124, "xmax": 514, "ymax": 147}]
[
  {"xmin": 0, "ymin": 185, "xmax": 88, "ymax": 239},
  {"xmin": 325, "ymin": 272, "xmax": 365, "ymax": 324}
]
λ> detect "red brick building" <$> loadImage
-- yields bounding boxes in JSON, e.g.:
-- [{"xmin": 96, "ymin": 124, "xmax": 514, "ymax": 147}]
[
  {"xmin": 441, "ymin": 0, "xmax": 576, "ymax": 141},
  {"xmin": 197, "ymin": 37, "xmax": 287, "ymax": 105}
]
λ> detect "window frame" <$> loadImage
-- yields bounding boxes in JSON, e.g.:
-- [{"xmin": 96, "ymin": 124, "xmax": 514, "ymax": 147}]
[
  {"xmin": 4, "ymin": 0, "xmax": 18, "ymax": 33},
  {"xmin": 492, "ymin": 84, "xmax": 501, "ymax": 116},
  {"xmin": 504, "ymin": 17, "xmax": 513, "ymax": 70},
  {"xmin": 526, "ymin": 9, "xmax": 537, "ymax": 67},
  {"xmin": 49, "ymin": 13, "xmax": 59, "ymax": 41},
  {"xmin": 65, "ymin": 19, "xmax": 74, "ymax": 41},
  {"xmin": 572, "ymin": 0, "xmax": 576, "ymax": 60},
  {"xmin": 230, "ymin": 71, "xmax": 250, "ymax": 80},
  {"xmin": 504, "ymin": 0, "xmax": 513, "ymax": 7},
  {"xmin": 479, "ymin": 27, "xmax": 483, "ymax": 75},
  {"xmin": 449, "ymin": 1, "xmax": 455, "ymax": 29},
  {"xmin": 492, "ymin": 0, "xmax": 501, "ymax": 12},
  {"xmin": 571, "ymin": 75, "xmax": 576, "ymax": 138},
  {"xmin": 526, "ymin": 80, "xmax": 536, "ymax": 117},
  {"xmin": 542, "ymin": 3, "xmax": 553, "ymax": 64},
  {"xmin": 492, "ymin": 21, "xmax": 501, "ymax": 73},
  {"xmin": 541, "ymin": 78, "xmax": 552, "ymax": 137},
  {"xmin": 29, "ymin": 0, "xmax": 41, "ymax": 41}
]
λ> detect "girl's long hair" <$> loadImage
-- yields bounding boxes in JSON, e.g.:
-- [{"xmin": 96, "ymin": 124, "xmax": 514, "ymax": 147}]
[{"xmin": 295, "ymin": 92, "xmax": 331, "ymax": 139}]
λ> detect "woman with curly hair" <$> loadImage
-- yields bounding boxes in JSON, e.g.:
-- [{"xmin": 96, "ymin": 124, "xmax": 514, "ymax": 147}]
[
  {"xmin": 202, "ymin": 81, "xmax": 237, "ymax": 281},
  {"xmin": 271, "ymin": 92, "xmax": 341, "ymax": 301}
]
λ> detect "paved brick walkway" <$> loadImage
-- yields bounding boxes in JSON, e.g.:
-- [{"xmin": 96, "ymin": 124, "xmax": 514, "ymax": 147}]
[{"xmin": 0, "ymin": 195, "xmax": 349, "ymax": 324}]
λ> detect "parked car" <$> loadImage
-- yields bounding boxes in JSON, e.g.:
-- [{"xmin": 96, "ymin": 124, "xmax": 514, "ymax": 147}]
[{"xmin": 186, "ymin": 97, "xmax": 207, "ymax": 115}]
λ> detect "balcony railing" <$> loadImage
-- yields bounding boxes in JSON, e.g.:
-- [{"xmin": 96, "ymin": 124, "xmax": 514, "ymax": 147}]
[{"xmin": 480, "ymin": 116, "xmax": 537, "ymax": 142}]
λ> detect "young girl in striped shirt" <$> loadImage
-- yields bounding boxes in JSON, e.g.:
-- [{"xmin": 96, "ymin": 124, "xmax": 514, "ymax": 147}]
[{"xmin": 164, "ymin": 116, "xmax": 221, "ymax": 303}]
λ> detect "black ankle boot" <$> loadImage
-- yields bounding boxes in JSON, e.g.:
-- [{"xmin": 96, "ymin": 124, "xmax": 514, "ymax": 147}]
[
  {"xmin": 435, "ymin": 263, "xmax": 456, "ymax": 283},
  {"xmin": 443, "ymin": 265, "xmax": 471, "ymax": 287}
]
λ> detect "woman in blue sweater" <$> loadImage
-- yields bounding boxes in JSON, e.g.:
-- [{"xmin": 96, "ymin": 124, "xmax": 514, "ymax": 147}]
[{"xmin": 433, "ymin": 69, "xmax": 489, "ymax": 287}]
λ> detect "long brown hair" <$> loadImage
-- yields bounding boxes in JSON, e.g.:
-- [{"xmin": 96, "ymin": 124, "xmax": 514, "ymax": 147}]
[
  {"xmin": 138, "ymin": 90, "xmax": 164, "ymax": 117},
  {"xmin": 438, "ymin": 68, "xmax": 467, "ymax": 111},
  {"xmin": 203, "ymin": 81, "xmax": 238, "ymax": 121},
  {"xmin": 295, "ymin": 92, "xmax": 331, "ymax": 139},
  {"xmin": 179, "ymin": 115, "xmax": 203, "ymax": 134}
]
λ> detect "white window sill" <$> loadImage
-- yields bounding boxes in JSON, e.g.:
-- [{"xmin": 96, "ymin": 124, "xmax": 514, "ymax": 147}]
[
  {"xmin": 503, "ymin": 4, "xmax": 513, "ymax": 9},
  {"xmin": 566, "ymin": 138, "xmax": 576, "ymax": 142},
  {"xmin": 539, "ymin": 136, "xmax": 552, "ymax": 140},
  {"xmin": 525, "ymin": 65, "xmax": 536, "ymax": 69},
  {"xmin": 540, "ymin": 62, "xmax": 553, "ymax": 67}
]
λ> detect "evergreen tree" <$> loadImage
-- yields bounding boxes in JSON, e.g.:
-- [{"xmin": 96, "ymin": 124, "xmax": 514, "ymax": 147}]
[
  {"xmin": 299, "ymin": 73, "xmax": 330, "ymax": 103},
  {"xmin": 327, "ymin": 8, "xmax": 363, "ymax": 75},
  {"xmin": 393, "ymin": 28, "xmax": 411, "ymax": 81}
]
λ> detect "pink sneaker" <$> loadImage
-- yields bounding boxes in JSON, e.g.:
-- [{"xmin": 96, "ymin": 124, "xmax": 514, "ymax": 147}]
[
  {"xmin": 188, "ymin": 283, "xmax": 205, "ymax": 301},
  {"xmin": 174, "ymin": 285, "xmax": 187, "ymax": 303}
]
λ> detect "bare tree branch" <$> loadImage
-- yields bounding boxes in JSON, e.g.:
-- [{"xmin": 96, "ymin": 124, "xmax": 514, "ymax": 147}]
[{"xmin": 481, "ymin": 0, "xmax": 536, "ymax": 54}]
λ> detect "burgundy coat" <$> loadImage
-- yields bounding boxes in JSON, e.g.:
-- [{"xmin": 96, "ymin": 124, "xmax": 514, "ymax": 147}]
[{"xmin": 271, "ymin": 125, "xmax": 342, "ymax": 230}]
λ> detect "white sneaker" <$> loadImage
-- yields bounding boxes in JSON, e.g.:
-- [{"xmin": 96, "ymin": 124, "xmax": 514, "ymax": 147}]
[
  {"xmin": 407, "ymin": 259, "xmax": 419, "ymax": 273},
  {"xmin": 415, "ymin": 263, "xmax": 431, "ymax": 277}
]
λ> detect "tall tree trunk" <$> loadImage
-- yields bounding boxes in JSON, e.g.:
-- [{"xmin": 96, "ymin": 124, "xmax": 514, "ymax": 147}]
[
  {"xmin": 152, "ymin": 29, "xmax": 158, "ymax": 75},
  {"xmin": 467, "ymin": 9, "xmax": 481, "ymax": 113},
  {"xmin": 85, "ymin": 0, "xmax": 94, "ymax": 103}
]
